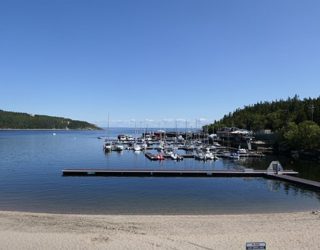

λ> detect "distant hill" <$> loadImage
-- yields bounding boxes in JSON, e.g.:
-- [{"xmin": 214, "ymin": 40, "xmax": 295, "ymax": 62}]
[
  {"xmin": 205, "ymin": 96, "xmax": 320, "ymax": 154},
  {"xmin": 0, "ymin": 110, "xmax": 101, "ymax": 130},
  {"xmin": 206, "ymin": 95, "xmax": 320, "ymax": 133}
]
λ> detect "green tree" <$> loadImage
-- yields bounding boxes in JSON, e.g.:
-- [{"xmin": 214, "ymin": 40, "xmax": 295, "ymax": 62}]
[
  {"xmin": 281, "ymin": 121, "xmax": 320, "ymax": 150},
  {"xmin": 297, "ymin": 121, "xmax": 320, "ymax": 150},
  {"xmin": 283, "ymin": 122, "xmax": 299, "ymax": 149}
]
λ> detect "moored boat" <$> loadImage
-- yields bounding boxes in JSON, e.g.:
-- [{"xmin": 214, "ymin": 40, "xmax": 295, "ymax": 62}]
[
  {"xmin": 156, "ymin": 153, "xmax": 165, "ymax": 160},
  {"xmin": 113, "ymin": 143, "xmax": 124, "ymax": 151},
  {"xmin": 104, "ymin": 142, "xmax": 113, "ymax": 152},
  {"xmin": 133, "ymin": 143, "xmax": 142, "ymax": 151}
]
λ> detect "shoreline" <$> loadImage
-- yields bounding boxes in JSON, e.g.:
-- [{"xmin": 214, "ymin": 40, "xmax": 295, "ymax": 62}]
[
  {"xmin": 0, "ymin": 128, "xmax": 103, "ymax": 131},
  {"xmin": 1, "ymin": 210, "xmax": 319, "ymax": 250}
]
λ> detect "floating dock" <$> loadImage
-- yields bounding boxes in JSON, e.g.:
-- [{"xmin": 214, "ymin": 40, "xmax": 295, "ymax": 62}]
[
  {"xmin": 62, "ymin": 168, "xmax": 298, "ymax": 177},
  {"xmin": 266, "ymin": 174, "xmax": 320, "ymax": 190},
  {"xmin": 61, "ymin": 168, "xmax": 320, "ymax": 190}
]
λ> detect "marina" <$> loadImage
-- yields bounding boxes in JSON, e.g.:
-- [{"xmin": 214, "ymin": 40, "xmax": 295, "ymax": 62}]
[
  {"xmin": 93, "ymin": 131, "xmax": 320, "ymax": 190},
  {"xmin": 65, "ymin": 131, "xmax": 320, "ymax": 192},
  {"xmin": 1, "ymin": 129, "xmax": 320, "ymax": 215},
  {"xmin": 2, "ymin": 1, "xmax": 320, "ymax": 248},
  {"xmin": 102, "ymin": 129, "xmax": 265, "ymax": 165}
]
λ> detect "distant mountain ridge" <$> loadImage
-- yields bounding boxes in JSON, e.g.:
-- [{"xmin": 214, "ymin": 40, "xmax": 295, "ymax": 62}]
[{"xmin": 0, "ymin": 110, "xmax": 101, "ymax": 130}]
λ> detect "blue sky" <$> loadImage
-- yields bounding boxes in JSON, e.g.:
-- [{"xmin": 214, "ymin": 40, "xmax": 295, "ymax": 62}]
[{"xmin": 1, "ymin": 0, "xmax": 320, "ymax": 127}]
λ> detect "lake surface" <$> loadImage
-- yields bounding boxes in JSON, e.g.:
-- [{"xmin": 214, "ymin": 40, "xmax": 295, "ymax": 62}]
[{"xmin": 0, "ymin": 129, "xmax": 319, "ymax": 215}]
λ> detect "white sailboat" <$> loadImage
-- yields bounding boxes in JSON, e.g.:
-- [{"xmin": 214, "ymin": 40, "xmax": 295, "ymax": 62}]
[
  {"xmin": 104, "ymin": 113, "xmax": 112, "ymax": 152},
  {"xmin": 133, "ymin": 143, "xmax": 142, "ymax": 151}
]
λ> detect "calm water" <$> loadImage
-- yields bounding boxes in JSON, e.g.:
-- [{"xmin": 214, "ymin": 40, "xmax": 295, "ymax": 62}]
[{"xmin": 0, "ymin": 129, "xmax": 319, "ymax": 215}]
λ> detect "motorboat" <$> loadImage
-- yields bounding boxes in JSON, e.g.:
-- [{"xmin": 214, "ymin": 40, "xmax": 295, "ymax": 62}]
[
  {"xmin": 127, "ymin": 135, "xmax": 134, "ymax": 141},
  {"xmin": 141, "ymin": 142, "xmax": 148, "ymax": 150},
  {"xmin": 104, "ymin": 142, "xmax": 112, "ymax": 152},
  {"xmin": 194, "ymin": 151, "xmax": 206, "ymax": 161},
  {"xmin": 156, "ymin": 154, "xmax": 165, "ymax": 160},
  {"xmin": 223, "ymin": 152, "xmax": 240, "ymax": 160},
  {"xmin": 237, "ymin": 147, "xmax": 247, "ymax": 156},
  {"xmin": 168, "ymin": 151, "xmax": 183, "ymax": 161},
  {"xmin": 133, "ymin": 143, "xmax": 142, "ymax": 151},
  {"xmin": 204, "ymin": 152, "xmax": 216, "ymax": 160},
  {"xmin": 113, "ymin": 143, "xmax": 124, "ymax": 151},
  {"xmin": 118, "ymin": 135, "xmax": 127, "ymax": 141}
]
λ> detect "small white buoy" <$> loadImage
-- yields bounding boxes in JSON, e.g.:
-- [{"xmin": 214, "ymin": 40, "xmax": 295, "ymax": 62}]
[{"xmin": 53, "ymin": 133, "xmax": 56, "ymax": 136}]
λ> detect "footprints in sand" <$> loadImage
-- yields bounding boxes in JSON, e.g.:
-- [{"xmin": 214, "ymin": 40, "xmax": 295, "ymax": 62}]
[{"xmin": 91, "ymin": 235, "xmax": 110, "ymax": 243}]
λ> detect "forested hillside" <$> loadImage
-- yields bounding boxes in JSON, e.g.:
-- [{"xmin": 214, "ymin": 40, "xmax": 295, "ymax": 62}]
[
  {"xmin": 206, "ymin": 96, "xmax": 320, "ymax": 153},
  {"xmin": 207, "ymin": 96, "xmax": 319, "ymax": 132},
  {"xmin": 0, "ymin": 110, "xmax": 101, "ymax": 130}
]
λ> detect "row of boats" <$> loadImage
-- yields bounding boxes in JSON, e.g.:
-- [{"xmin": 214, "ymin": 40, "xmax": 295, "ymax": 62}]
[
  {"xmin": 103, "ymin": 138, "xmax": 249, "ymax": 161},
  {"xmin": 103, "ymin": 142, "xmax": 148, "ymax": 152}
]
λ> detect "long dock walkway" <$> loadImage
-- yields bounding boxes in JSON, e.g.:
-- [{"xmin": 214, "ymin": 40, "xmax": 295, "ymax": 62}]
[
  {"xmin": 266, "ymin": 174, "xmax": 320, "ymax": 190},
  {"xmin": 61, "ymin": 168, "xmax": 320, "ymax": 190},
  {"xmin": 62, "ymin": 168, "xmax": 298, "ymax": 177}
]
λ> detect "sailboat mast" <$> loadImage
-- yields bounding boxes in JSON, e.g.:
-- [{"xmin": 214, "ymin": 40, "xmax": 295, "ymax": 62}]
[{"xmin": 107, "ymin": 113, "xmax": 110, "ymax": 140}]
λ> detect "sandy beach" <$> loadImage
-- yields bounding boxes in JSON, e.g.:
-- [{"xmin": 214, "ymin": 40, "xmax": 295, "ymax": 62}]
[{"xmin": 0, "ymin": 211, "xmax": 319, "ymax": 250}]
